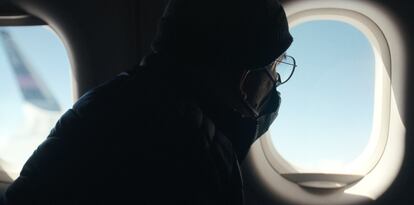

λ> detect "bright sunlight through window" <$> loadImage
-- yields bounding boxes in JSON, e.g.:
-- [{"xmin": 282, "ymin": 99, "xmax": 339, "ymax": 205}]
[
  {"xmin": 0, "ymin": 26, "xmax": 71, "ymax": 181},
  {"xmin": 270, "ymin": 20, "xmax": 375, "ymax": 173}
]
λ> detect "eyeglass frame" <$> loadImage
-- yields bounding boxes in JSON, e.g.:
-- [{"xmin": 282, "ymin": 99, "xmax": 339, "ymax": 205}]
[
  {"xmin": 236, "ymin": 54, "xmax": 297, "ymax": 117},
  {"xmin": 266, "ymin": 54, "xmax": 297, "ymax": 87}
]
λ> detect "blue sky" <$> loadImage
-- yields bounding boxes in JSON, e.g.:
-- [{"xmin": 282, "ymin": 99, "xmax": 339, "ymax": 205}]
[
  {"xmin": 0, "ymin": 26, "xmax": 72, "ymax": 135},
  {"xmin": 270, "ymin": 20, "xmax": 375, "ymax": 170},
  {"xmin": 0, "ymin": 22, "xmax": 375, "ymax": 172}
]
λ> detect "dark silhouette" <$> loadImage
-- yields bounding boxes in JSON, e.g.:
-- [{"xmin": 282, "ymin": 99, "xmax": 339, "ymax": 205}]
[{"xmin": 1, "ymin": 0, "xmax": 292, "ymax": 204}]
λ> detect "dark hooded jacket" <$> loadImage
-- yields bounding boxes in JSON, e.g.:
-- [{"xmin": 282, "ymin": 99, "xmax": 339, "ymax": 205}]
[{"xmin": 0, "ymin": 0, "xmax": 292, "ymax": 204}]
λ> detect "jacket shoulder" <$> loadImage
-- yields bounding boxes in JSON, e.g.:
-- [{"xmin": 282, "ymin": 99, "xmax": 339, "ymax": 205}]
[{"xmin": 72, "ymin": 72, "xmax": 132, "ymax": 118}]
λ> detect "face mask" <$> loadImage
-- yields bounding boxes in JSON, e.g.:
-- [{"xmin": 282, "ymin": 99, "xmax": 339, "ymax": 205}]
[
  {"xmin": 198, "ymin": 61, "xmax": 282, "ymax": 161},
  {"xmin": 210, "ymin": 83, "xmax": 281, "ymax": 161}
]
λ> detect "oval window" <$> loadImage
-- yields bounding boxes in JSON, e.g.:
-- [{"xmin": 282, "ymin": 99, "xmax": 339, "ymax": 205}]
[
  {"xmin": 0, "ymin": 26, "xmax": 72, "ymax": 181},
  {"xmin": 270, "ymin": 20, "xmax": 375, "ymax": 178}
]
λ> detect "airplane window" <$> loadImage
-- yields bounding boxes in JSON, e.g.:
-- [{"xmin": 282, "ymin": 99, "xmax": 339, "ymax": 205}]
[
  {"xmin": 270, "ymin": 20, "xmax": 375, "ymax": 174},
  {"xmin": 0, "ymin": 26, "xmax": 71, "ymax": 181}
]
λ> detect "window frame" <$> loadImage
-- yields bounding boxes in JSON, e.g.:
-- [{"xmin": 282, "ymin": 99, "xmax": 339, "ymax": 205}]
[{"xmin": 262, "ymin": 7, "xmax": 392, "ymax": 180}]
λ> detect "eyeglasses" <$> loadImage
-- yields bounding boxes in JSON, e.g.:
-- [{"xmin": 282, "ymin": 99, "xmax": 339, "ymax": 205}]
[
  {"xmin": 265, "ymin": 54, "xmax": 297, "ymax": 86},
  {"xmin": 238, "ymin": 54, "xmax": 297, "ymax": 117}
]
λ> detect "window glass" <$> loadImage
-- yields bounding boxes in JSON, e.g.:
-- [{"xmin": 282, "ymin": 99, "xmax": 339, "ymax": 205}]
[
  {"xmin": 270, "ymin": 20, "xmax": 375, "ymax": 172},
  {"xmin": 0, "ymin": 26, "xmax": 71, "ymax": 180}
]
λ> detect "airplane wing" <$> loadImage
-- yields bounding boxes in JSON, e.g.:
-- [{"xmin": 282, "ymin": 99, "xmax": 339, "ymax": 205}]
[
  {"xmin": 0, "ymin": 30, "xmax": 61, "ymax": 111},
  {"xmin": 0, "ymin": 29, "xmax": 63, "ymax": 181}
]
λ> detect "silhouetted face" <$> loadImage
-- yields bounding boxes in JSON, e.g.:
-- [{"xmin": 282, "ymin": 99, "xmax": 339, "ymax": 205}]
[
  {"xmin": 202, "ymin": 55, "xmax": 284, "ymax": 160},
  {"xmin": 222, "ymin": 53, "xmax": 284, "ymax": 119}
]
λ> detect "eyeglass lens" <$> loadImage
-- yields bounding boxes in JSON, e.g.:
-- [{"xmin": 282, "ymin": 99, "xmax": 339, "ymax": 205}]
[{"xmin": 276, "ymin": 55, "xmax": 295, "ymax": 84}]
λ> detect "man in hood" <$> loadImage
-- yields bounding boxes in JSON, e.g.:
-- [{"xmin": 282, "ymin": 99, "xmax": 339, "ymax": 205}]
[{"xmin": 1, "ymin": 0, "xmax": 292, "ymax": 204}]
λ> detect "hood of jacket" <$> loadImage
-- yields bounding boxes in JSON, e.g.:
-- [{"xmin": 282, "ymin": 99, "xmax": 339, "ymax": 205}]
[{"xmin": 150, "ymin": 0, "xmax": 293, "ymax": 70}]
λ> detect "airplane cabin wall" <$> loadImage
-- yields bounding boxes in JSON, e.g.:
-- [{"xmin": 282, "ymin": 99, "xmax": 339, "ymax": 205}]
[
  {"xmin": 363, "ymin": 1, "xmax": 414, "ymax": 204},
  {"xmin": 2, "ymin": 0, "xmax": 414, "ymax": 204},
  {"xmin": 11, "ymin": 0, "xmax": 142, "ymax": 99}
]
